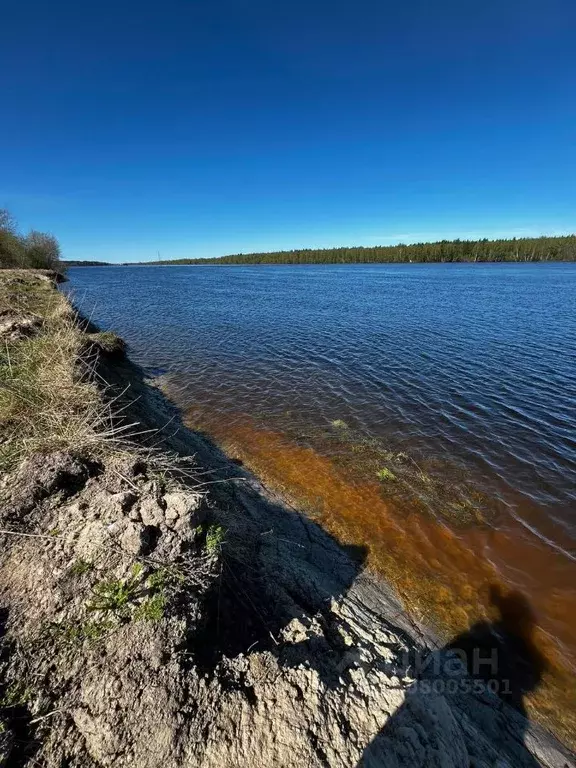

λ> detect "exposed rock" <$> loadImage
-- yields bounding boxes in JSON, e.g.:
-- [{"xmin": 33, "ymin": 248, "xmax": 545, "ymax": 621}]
[
  {"xmin": 163, "ymin": 490, "xmax": 203, "ymax": 528},
  {"xmin": 109, "ymin": 491, "xmax": 137, "ymax": 514},
  {"xmin": 120, "ymin": 521, "xmax": 152, "ymax": 556},
  {"xmin": 73, "ymin": 516, "xmax": 113, "ymax": 560},
  {"xmin": 281, "ymin": 617, "xmax": 311, "ymax": 644},
  {"xmin": 139, "ymin": 496, "xmax": 164, "ymax": 527},
  {"xmin": 0, "ymin": 442, "xmax": 572, "ymax": 768}
]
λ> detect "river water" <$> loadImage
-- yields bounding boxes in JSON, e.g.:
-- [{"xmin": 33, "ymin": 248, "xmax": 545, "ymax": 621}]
[{"xmin": 66, "ymin": 262, "xmax": 576, "ymax": 722}]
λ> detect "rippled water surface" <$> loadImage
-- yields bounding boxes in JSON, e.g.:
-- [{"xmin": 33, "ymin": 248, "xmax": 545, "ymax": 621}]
[{"xmin": 66, "ymin": 263, "xmax": 576, "ymax": 699}]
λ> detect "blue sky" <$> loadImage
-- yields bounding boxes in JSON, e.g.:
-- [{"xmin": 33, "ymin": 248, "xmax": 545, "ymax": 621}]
[{"xmin": 1, "ymin": 0, "xmax": 575, "ymax": 262}]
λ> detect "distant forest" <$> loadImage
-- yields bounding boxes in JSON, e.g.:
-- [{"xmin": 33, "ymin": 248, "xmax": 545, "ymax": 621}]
[
  {"xmin": 147, "ymin": 234, "xmax": 576, "ymax": 265},
  {"xmin": 62, "ymin": 260, "xmax": 111, "ymax": 267}
]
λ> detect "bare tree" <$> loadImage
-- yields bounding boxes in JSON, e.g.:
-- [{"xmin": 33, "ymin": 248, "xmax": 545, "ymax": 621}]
[
  {"xmin": 0, "ymin": 209, "xmax": 26, "ymax": 267},
  {"xmin": 24, "ymin": 230, "xmax": 62, "ymax": 270}
]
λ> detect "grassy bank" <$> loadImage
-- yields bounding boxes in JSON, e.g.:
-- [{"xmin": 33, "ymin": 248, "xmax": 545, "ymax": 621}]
[{"xmin": 0, "ymin": 271, "xmax": 132, "ymax": 476}]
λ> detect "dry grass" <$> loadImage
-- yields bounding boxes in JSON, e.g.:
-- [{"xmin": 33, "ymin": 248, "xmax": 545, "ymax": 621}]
[
  {"xmin": 0, "ymin": 271, "xmax": 135, "ymax": 473},
  {"xmin": 0, "ymin": 270, "xmax": 208, "ymax": 490}
]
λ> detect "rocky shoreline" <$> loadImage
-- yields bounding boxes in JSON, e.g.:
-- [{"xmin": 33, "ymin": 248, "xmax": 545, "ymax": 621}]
[{"xmin": 0, "ymin": 271, "xmax": 573, "ymax": 767}]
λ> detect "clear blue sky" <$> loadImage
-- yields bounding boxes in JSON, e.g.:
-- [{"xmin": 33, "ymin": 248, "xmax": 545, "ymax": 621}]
[{"xmin": 2, "ymin": 0, "xmax": 575, "ymax": 262}]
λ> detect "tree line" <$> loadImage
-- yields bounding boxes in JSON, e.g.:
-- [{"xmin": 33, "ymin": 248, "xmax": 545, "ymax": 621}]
[
  {"xmin": 0, "ymin": 209, "xmax": 62, "ymax": 271},
  {"xmin": 63, "ymin": 260, "xmax": 110, "ymax": 267},
  {"xmin": 151, "ymin": 234, "xmax": 576, "ymax": 265}
]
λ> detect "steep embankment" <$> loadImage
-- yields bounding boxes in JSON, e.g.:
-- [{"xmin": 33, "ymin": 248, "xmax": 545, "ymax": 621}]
[{"xmin": 0, "ymin": 271, "xmax": 573, "ymax": 767}]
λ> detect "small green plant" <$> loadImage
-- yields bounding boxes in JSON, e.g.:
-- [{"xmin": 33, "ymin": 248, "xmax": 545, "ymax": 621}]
[
  {"xmin": 45, "ymin": 618, "xmax": 115, "ymax": 646},
  {"xmin": 376, "ymin": 467, "xmax": 396, "ymax": 482},
  {"xmin": 134, "ymin": 592, "xmax": 166, "ymax": 622},
  {"xmin": 147, "ymin": 565, "xmax": 185, "ymax": 590},
  {"xmin": 1, "ymin": 681, "xmax": 31, "ymax": 708},
  {"xmin": 134, "ymin": 565, "xmax": 187, "ymax": 622},
  {"xmin": 146, "ymin": 466, "xmax": 169, "ymax": 489},
  {"xmin": 331, "ymin": 419, "xmax": 348, "ymax": 430},
  {"xmin": 87, "ymin": 563, "xmax": 143, "ymax": 615},
  {"xmin": 70, "ymin": 558, "xmax": 93, "ymax": 576},
  {"xmin": 205, "ymin": 524, "xmax": 225, "ymax": 555},
  {"xmin": 81, "ymin": 619, "xmax": 116, "ymax": 642},
  {"xmin": 43, "ymin": 619, "xmax": 117, "ymax": 645}
]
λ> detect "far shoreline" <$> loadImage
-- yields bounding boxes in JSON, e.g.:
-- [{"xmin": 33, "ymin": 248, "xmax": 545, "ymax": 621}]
[{"xmin": 64, "ymin": 259, "xmax": 576, "ymax": 267}]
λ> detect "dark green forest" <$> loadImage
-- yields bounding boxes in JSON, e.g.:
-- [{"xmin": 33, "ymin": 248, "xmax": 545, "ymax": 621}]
[
  {"xmin": 149, "ymin": 234, "xmax": 576, "ymax": 265},
  {"xmin": 62, "ymin": 260, "xmax": 111, "ymax": 267}
]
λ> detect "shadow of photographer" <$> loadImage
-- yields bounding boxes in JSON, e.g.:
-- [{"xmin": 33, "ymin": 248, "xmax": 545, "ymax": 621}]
[
  {"xmin": 358, "ymin": 586, "xmax": 550, "ymax": 767},
  {"xmin": 445, "ymin": 585, "xmax": 547, "ymax": 716}
]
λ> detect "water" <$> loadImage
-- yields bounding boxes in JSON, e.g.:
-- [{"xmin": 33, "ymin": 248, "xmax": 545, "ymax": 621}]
[{"xmin": 65, "ymin": 263, "xmax": 576, "ymax": 689}]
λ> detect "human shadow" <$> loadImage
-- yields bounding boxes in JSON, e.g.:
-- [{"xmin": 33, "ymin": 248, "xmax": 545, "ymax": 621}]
[
  {"xmin": 445, "ymin": 586, "xmax": 547, "ymax": 717},
  {"xmin": 357, "ymin": 587, "xmax": 555, "ymax": 767}
]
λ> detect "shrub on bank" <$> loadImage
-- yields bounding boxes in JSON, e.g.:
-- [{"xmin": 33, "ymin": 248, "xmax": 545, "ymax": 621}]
[{"xmin": 0, "ymin": 208, "xmax": 63, "ymax": 272}]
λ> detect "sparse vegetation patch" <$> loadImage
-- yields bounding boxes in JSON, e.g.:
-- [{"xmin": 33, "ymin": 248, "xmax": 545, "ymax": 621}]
[
  {"xmin": 204, "ymin": 524, "xmax": 226, "ymax": 555},
  {"xmin": 376, "ymin": 467, "xmax": 396, "ymax": 482},
  {"xmin": 87, "ymin": 564, "xmax": 144, "ymax": 617}
]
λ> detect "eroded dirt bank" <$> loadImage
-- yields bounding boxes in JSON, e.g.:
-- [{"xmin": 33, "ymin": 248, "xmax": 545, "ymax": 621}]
[{"xmin": 0, "ymin": 271, "xmax": 573, "ymax": 767}]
